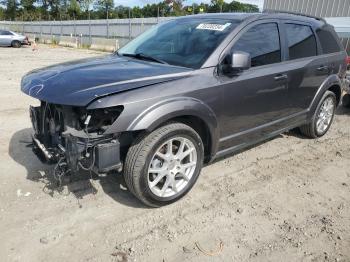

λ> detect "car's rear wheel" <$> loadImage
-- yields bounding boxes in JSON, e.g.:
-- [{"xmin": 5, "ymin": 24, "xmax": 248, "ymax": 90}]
[
  {"xmin": 300, "ymin": 91, "xmax": 336, "ymax": 138},
  {"xmin": 124, "ymin": 123, "xmax": 204, "ymax": 207},
  {"xmin": 11, "ymin": 40, "xmax": 21, "ymax": 48}
]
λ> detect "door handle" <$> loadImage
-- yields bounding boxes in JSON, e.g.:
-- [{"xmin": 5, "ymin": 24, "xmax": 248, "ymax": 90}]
[
  {"xmin": 274, "ymin": 74, "xmax": 288, "ymax": 81},
  {"xmin": 317, "ymin": 65, "xmax": 329, "ymax": 71}
]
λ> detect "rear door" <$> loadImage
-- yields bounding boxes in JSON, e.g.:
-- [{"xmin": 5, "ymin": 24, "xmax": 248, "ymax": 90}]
[
  {"xmin": 281, "ymin": 21, "xmax": 328, "ymax": 114},
  {"xmin": 315, "ymin": 25, "xmax": 347, "ymax": 78},
  {"xmin": 0, "ymin": 30, "xmax": 6, "ymax": 46},
  {"xmin": 0, "ymin": 30, "xmax": 14, "ymax": 46}
]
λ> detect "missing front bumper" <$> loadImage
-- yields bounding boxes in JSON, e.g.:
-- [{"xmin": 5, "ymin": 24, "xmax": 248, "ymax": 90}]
[
  {"xmin": 29, "ymin": 103, "xmax": 122, "ymax": 174},
  {"xmin": 31, "ymin": 133, "xmax": 122, "ymax": 174}
]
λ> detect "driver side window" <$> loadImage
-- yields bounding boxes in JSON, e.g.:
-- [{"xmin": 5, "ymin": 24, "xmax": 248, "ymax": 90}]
[{"xmin": 231, "ymin": 23, "xmax": 281, "ymax": 67}]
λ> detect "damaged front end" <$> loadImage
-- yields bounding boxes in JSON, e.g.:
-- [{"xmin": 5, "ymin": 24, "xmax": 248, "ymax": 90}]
[{"xmin": 30, "ymin": 101, "xmax": 123, "ymax": 176}]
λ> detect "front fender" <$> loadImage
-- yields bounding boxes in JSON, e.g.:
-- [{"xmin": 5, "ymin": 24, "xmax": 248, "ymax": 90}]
[
  {"xmin": 127, "ymin": 97, "xmax": 217, "ymax": 131},
  {"xmin": 90, "ymin": 96, "xmax": 219, "ymax": 158},
  {"xmin": 130, "ymin": 97, "xmax": 219, "ymax": 155}
]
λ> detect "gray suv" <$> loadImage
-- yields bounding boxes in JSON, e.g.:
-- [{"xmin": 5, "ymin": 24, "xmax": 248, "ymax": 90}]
[{"xmin": 21, "ymin": 12, "xmax": 347, "ymax": 207}]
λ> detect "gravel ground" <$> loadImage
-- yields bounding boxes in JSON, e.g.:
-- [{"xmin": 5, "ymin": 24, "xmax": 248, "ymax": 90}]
[{"xmin": 0, "ymin": 45, "xmax": 349, "ymax": 262}]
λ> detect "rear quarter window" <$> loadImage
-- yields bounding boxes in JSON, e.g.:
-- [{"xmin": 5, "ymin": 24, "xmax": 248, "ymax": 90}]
[
  {"xmin": 316, "ymin": 27, "xmax": 342, "ymax": 54},
  {"xmin": 0, "ymin": 31, "xmax": 13, "ymax": 36}
]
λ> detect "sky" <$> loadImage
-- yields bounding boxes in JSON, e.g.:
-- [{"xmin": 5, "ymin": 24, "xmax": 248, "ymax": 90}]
[{"xmin": 115, "ymin": 0, "xmax": 264, "ymax": 9}]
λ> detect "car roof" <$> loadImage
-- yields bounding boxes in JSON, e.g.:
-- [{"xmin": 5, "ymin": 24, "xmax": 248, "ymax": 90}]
[
  {"xmin": 179, "ymin": 12, "xmax": 259, "ymax": 21},
  {"xmin": 179, "ymin": 12, "xmax": 326, "ymax": 26}
]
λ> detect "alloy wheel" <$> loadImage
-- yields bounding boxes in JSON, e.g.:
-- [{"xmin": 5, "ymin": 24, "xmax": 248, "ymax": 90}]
[
  {"xmin": 316, "ymin": 96, "xmax": 335, "ymax": 134},
  {"xmin": 147, "ymin": 137, "xmax": 197, "ymax": 198}
]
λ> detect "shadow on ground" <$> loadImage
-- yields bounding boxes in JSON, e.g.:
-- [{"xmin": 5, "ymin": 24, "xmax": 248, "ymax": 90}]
[
  {"xmin": 336, "ymin": 105, "xmax": 350, "ymax": 116},
  {"xmin": 9, "ymin": 106, "xmax": 350, "ymax": 208},
  {"xmin": 8, "ymin": 128, "xmax": 144, "ymax": 208}
]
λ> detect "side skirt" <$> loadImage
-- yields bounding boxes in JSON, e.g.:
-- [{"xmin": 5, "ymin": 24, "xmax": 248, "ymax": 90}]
[{"xmin": 212, "ymin": 118, "xmax": 308, "ymax": 161}]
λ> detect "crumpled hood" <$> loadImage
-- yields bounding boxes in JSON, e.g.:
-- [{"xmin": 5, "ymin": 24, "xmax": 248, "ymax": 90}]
[{"xmin": 21, "ymin": 54, "xmax": 191, "ymax": 106}]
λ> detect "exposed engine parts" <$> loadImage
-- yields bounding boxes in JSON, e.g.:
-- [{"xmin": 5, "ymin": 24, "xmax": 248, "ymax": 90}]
[{"xmin": 30, "ymin": 101, "xmax": 123, "ymax": 181}]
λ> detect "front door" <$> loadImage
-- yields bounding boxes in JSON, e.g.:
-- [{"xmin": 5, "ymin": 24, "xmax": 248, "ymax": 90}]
[{"xmin": 218, "ymin": 21, "xmax": 290, "ymax": 152}]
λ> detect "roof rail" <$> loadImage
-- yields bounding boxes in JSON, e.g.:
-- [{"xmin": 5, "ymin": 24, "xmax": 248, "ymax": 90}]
[{"xmin": 262, "ymin": 9, "xmax": 326, "ymax": 23}]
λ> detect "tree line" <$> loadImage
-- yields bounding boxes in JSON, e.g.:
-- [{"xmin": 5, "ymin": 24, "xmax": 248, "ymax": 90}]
[{"xmin": 0, "ymin": 0, "xmax": 259, "ymax": 21}]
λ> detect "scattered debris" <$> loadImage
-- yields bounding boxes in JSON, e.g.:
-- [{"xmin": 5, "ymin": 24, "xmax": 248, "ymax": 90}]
[
  {"xmin": 16, "ymin": 189, "xmax": 31, "ymax": 197},
  {"xmin": 236, "ymin": 207, "xmax": 244, "ymax": 214},
  {"xmin": 40, "ymin": 237, "xmax": 48, "ymax": 244},
  {"xmin": 119, "ymin": 184, "xmax": 127, "ymax": 191},
  {"xmin": 182, "ymin": 246, "xmax": 193, "ymax": 253},
  {"xmin": 335, "ymin": 151, "xmax": 342, "ymax": 157},
  {"xmin": 111, "ymin": 251, "xmax": 128, "ymax": 261},
  {"xmin": 195, "ymin": 240, "xmax": 224, "ymax": 256}
]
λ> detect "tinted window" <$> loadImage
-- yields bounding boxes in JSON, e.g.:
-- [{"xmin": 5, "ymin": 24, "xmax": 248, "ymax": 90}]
[
  {"xmin": 285, "ymin": 24, "xmax": 317, "ymax": 60},
  {"xmin": 0, "ymin": 31, "xmax": 13, "ymax": 35},
  {"xmin": 231, "ymin": 23, "xmax": 281, "ymax": 67},
  {"xmin": 316, "ymin": 27, "xmax": 341, "ymax": 54}
]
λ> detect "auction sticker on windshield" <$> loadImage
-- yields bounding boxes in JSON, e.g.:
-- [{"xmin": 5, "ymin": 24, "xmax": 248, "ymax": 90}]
[{"xmin": 196, "ymin": 23, "xmax": 231, "ymax": 31}]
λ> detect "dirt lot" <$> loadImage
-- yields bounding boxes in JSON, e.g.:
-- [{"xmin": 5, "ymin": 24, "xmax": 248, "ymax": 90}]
[{"xmin": 0, "ymin": 45, "xmax": 349, "ymax": 262}]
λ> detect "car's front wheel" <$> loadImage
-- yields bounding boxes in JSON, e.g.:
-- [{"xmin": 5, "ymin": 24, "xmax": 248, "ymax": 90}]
[
  {"xmin": 300, "ymin": 90, "xmax": 336, "ymax": 138},
  {"xmin": 124, "ymin": 123, "xmax": 204, "ymax": 207},
  {"xmin": 11, "ymin": 40, "xmax": 21, "ymax": 48}
]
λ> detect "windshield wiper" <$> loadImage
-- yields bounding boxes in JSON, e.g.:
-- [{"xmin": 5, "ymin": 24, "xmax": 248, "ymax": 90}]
[{"xmin": 119, "ymin": 52, "xmax": 168, "ymax": 64}]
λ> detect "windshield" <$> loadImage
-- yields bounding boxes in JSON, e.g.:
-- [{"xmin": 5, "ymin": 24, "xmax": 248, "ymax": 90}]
[{"xmin": 118, "ymin": 18, "xmax": 239, "ymax": 69}]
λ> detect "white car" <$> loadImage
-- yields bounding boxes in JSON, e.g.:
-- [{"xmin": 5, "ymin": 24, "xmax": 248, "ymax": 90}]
[{"xmin": 0, "ymin": 30, "xmax": 30, "ymax": 48}]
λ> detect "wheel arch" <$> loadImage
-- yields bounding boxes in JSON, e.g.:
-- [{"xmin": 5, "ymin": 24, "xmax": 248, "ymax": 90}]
[
  {"xmin": 308, "ymin": 74, "xmax": 342, "ymax": 117},
  {"xmin": 162, "ymin": 115, "xmax": 213, "ymax": 163},
  {"xmin": 328, "ymin": 84, "xmax": 341, "ymax": 106}
]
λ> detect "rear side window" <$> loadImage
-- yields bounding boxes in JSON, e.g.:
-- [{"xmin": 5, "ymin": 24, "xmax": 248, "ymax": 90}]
[
  {"xmin": 285, "ymin": 24, "xmax": 317, "ymax": 60},
  {"xmin": 316, "ymin": 28, "xmax": 341, "ymax": 54},
  {"xmin": 0, "ymin": 31, "xmax": 13, "ymax": 36},
  {"xmin": 231, "ymin": 23, "xmax": 281, "ymax": 67}
]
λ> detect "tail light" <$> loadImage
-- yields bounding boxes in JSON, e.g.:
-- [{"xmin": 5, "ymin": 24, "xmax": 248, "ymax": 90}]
[{"xmin": 346, "ymin": 56, "xmax": 350, "ymax": 65}]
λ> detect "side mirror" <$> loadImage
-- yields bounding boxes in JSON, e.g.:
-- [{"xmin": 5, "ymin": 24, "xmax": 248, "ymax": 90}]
[{"xmin": 231, "ymin": 51, "xmax": 251, "ymax": 70}]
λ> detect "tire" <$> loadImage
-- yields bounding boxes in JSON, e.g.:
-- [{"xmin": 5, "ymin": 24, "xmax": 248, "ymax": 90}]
[
  {"xmin": 300, "ymin": 91, "xmax": 336, "ymax": 138},
  {"xmin": 342, "ymin": 94, "xmax": 350, "ymax": 108},
  {"xmin": 124, "ymin": 122, "xmax": 204, "ymax": 207},
  {"xmin": 11, "ymin": 40, "xmax": 21, "ymax": 48}
]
